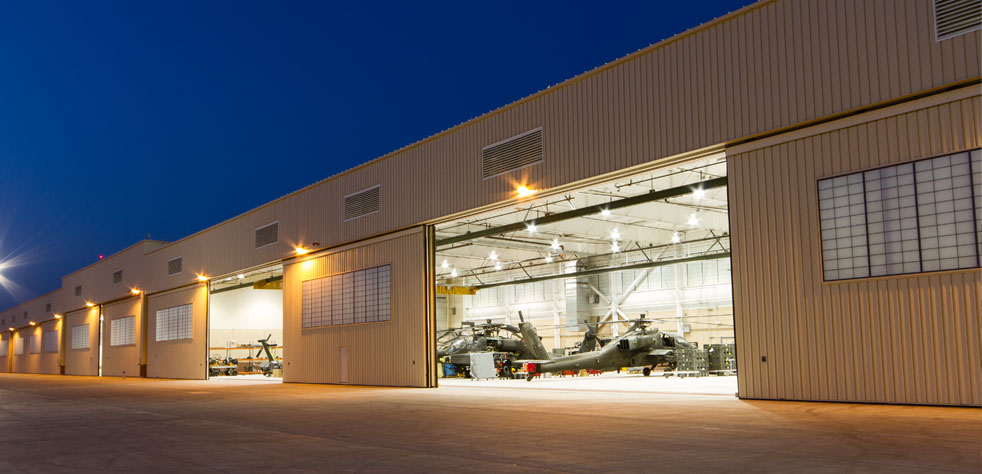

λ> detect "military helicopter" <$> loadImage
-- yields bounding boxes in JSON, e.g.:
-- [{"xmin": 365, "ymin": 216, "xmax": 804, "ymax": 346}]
[
  {"xmin": 437, "ymin": 320, "xmax": 535, "ymax": 360},
  {"xmin": 438, "ymin": 313, "xmax": 602, "ymax": 359},
  {"xmin": 437, "ymin": 312, "xmax": 602, "ymax": 376},
  {"xmin": 522, "ymin": 314, "xmax": 694, "ymax": 381}
]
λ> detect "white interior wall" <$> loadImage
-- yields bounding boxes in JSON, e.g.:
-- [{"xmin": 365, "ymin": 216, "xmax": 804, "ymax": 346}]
[
  {"xmin": 209, "ymin": 286, "xmax": 283, "ymax": 352},
  {"xmin": 460, "ymin": 259, "xmax": 733, "ymax": 350}
]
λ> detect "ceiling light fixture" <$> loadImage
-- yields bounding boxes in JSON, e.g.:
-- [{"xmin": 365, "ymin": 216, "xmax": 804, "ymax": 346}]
[
  {"xmin": 601, "ymin": 208, "xmax": 611, "ymax": 217},
  {"xmin": 611, "ymin": 241, "xmax": 620, "ymax": 253},
  {"xmin": 545, "ymin": 255, "xmax": 554, "ymax": 263},
  {"xmin": 610, "ymin": 228, "xmax": 620, "ymax": 240},
  {"xmin": 671, "ymin": 232, "xmax": 681, "ymax": 244},
  {"xmin": 237, "ymin": 274, "xmax": 245, "ymax": 279},
  {"xmin": 450, "ymin": 269, "xmax": 458, "ymax": 278},
  {"xmin": 551, "ymin": 238, "xmax": 561, "ymax": 251},
  {"xmin": 489, "ymin": 251, "xmax": 498, "ymax": 261},
  {"xmin": 688, "ymin": 213, "xmax": 699, "ymax": 227},
  {"xmin": 692, "ymin": 187, "xmax": 706, "ymax": 200},
  {"xmin": 526, "ymin": 223, "xmax": 537, "ymax": 234},
  {"xmin": 494, "ymin": 263, "xmax": 502, "ymax": 271},
  {"xmin": 441, "ymin": 260, "xmax": 449, "ymax": 269}
]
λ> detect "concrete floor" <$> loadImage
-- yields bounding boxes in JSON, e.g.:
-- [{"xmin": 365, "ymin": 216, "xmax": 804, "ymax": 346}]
[
  {"xmin": 440, "ymin": 373, "xmax": 738, "ymax": 395},
  {"xmin": 0, "ymin": 374, "xmax": 978, "ymax": 473}
]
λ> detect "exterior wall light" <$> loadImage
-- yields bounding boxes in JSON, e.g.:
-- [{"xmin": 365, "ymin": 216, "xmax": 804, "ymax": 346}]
[{"xmin": 516, "ymin": 186, "xmax": 537, "ymax": 198}]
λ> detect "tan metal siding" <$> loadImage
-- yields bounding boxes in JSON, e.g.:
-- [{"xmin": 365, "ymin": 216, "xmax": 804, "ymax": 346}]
[
  {"xmin": 146, "ymin": 285, "xmax": 207, "ymax": 380},
  {"xmin": 37, "ymin": 320, "xmax": 60, "ymax": 375},
  {"xmin": 283, "ymin": 228, "xmax": 430, "ymax": 387},
  {"xmin": 141, "ymin": 0, "xmax": 980, "ymax": 294},
  {"xmin": 0, "ymin": 333, "xmax": 8, "ymax": 373},
  {"xmin": 62, "ymin": 241, "xmax": 156, "ymax": 309},
  {"xmin": 8, "ymin": 321, "xmax": 59, "ymax": 375},
  {"xmin": 101, "ymin": 297, "xmax": 142, "ymax": 377},
  {"xmin": 9, "ymin": 331, "xmax": 26, "ymax": 373},
  {"xmin": 64, "ymin": 308, "xmax": 100, "ymax": 376},
  {"xmin": 729, "ymin": 92, "xmax": 982, "ymax": 406}
]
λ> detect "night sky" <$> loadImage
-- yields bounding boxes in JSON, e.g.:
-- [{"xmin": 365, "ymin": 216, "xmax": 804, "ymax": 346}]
[{"xmin": 0, "ymin": 1, "xmax": 750, "ymax": 308}]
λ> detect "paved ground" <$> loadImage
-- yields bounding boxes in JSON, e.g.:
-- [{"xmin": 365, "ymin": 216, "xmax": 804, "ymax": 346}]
[
  {"xmin": 439, "ymin": 373, "xmax": 738, "ymax": 395},
  {"xmin": 0, "ymin": 374, "xmax": 978, "ymax": 473}
]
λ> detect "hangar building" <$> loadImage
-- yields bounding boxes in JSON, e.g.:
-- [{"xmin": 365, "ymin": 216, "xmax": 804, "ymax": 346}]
[{"xmin": 1, "ymin": 0, "xmax": 980, "ymax": 407}]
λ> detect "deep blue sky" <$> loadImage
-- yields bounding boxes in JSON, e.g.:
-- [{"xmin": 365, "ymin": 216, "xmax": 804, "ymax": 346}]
[{"xmin": 0, "ymin": 0, "xmax": 751, "ymax": 308}]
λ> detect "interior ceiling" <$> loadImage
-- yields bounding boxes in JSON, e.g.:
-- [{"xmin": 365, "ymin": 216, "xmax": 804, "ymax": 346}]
[
  {"xmin": 435, "ymin": 154, "xmax": 728, "ymax": 286},
  {"xmin": 210, "ymin": 264, "xmax": 284, "ymax": 292}
]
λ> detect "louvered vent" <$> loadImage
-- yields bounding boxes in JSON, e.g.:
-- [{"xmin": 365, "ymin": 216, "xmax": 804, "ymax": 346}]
[
  {"xmin": 113, "ymin": 270, "xmax": 123, "ymax": 284},
  {"xmin": 255, "ymin": 222, "xmax": 278, "ymax": 248},
  {"xmin": 168, "ymin": 257, "xmax": 182, "ymax": 275},
  {"xmin": 75, "ymin": 285, "xmax": 82, "ymax": 296},
  {"xmin": 344, "ymin": 186, "xmax": 381, "ymax": 221},
  {"xmin": 935, "ymin": 0, "xmax": 981, "ymax": 41},
  {"xmin": 482, "ymin": 128, "xmax": 543, "ymax": 179}
]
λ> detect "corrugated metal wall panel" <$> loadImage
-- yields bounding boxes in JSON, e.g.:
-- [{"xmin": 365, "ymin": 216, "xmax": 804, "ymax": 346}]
[
  {"xmin": 8, "ymin": 321, "xmax": 60, "ymax": 375},
  {"xmin": 283, "ymin": 228, "xmax": 428, "ymax": 387},
  {"xmin": 9, "ymin": 332, "xmax": 26, "ymax": 374},
  {"xmin": 131, "ymin": 0, "xmax": 979, "ymax": 295},
  {"xmin": 0, "ymin": 333, "xmax": 8, "ymax": 373},
  {"xmin": 37, "ymin": 320, "xmax": 60, "ymax": 375},
  {"xmin": 64, "ymin": 308, "xmax": 100, "ymax": 376},
  {"xmin": 101, "ymin": 297, "xmax": 142, "ymax": 377},
  {"xmin": 61, "ymin": 241, "xmax": 157, "ymax": 310},
  {"xmin": 146, "ymin": 286, "xmax": 207, "ymax": 380},
  {"xmin": 729, "ymin": 93, "xmax": 982, "ymax": 406}
]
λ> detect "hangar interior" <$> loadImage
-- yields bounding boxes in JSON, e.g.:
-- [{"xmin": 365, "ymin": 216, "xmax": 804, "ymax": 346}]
[
  {"xmin": 207, "ymin": 264, "xmax": 284, "ymax": 380},
  {"xmin": 434, "ymin": 153, "xmax": 736, "ymax": 387}
]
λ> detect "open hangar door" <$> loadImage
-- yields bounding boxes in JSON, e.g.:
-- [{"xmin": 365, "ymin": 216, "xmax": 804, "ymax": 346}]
[
  {"xmin": 207, "ymin": 264, "xmax": 284, "ymax": 381},
  {"xmin": 434, "ymin": 153, "xmax": 736, "ymax": 393}
]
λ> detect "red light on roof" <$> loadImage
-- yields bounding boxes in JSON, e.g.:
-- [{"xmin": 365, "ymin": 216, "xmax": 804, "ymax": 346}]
[{"xmin": 99, "ymin": 255, "xmax": 104, "ymax": 259}]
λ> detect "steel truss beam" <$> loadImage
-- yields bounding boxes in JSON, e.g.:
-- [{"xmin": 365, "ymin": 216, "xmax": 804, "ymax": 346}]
[{"xmin": 435, "ymin": 176, "xmax": 728, "ymax": 247}]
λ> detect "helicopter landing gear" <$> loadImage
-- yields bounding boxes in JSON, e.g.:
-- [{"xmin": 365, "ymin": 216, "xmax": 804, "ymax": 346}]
[{"xmin": 642, "ymin": 367, "xmax": 652, "ymax": 377}]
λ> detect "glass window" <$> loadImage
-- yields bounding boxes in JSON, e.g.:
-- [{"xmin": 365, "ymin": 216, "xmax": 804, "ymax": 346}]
[{"xmin": 818, "ymin": 150, "xmax": 981, "ymax": 281}]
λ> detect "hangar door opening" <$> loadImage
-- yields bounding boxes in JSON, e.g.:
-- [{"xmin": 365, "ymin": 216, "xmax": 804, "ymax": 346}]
[
  {"xmin": 434, "ymin": 153, "xmax": 735, "ymax": 394},
  {"xmin": 208, "ymin": 264, "xmax": 283, "ymax": 381}
]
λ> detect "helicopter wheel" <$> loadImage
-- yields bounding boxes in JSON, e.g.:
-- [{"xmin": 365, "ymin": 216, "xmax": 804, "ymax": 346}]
[{"xmin": 642, "ymin": 367, "xmax": 652, "ymax": 377}]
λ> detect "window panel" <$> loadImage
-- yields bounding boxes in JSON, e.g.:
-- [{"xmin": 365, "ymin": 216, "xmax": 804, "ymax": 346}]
[
  {"xmin": 819, "ymin": 150, "xmax": 981, "ymax": 281},
  {"xmin": 155, "ymin": 304, "xmax": 192, "ymax": 342},
  {"xmin": 916, "ymin": 152, "xmax": 978, "ymax": 272},
  {"xmin": 71, "ymin": 324, "xmax": 90, "ymax": 350},
  {"xmin": 0, "ymin": 338, "xmax": 7, "ymax": 355},
  {"xmin": 44, "ymin": 330, "xmax": 59, "ymax": 353},
  {"xmin": 110, "ymin": 316, "xmax": 136, "ymax": 346},
  {"xmin": 972, "ymin": 150, "xmax": 982, "ymax": 263},
  {"xmin": 301, "ymin": 265, "xmax": 392, "ymax": 328},
  {"xmin": 864, "ymin": 164, "xmax": 920, "ymax": 276},
  {"xmin": 14, "ymin": 337, "xmax": 24, "ymax": 355},
  {"xmin": 819, "ymin": 173, "xmax": 869, "ymax": 280},
  {"xmin": 29, "ymin": 334, "xmax": 41, "ymax": 354}
]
